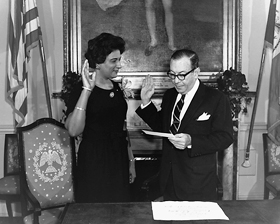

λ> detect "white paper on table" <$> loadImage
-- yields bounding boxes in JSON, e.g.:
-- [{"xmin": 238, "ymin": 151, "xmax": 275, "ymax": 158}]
[
  {"xmin": 151, "ymin": 201, "xmax": 229, "ymax": 221},
  {"xmin": 142, "ymin": 130, "xmax": 174, "ymax": 138}
]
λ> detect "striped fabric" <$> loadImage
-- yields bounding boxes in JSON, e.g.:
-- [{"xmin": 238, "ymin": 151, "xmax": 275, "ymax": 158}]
[
  {"xmin": 6, "ymin": 0, "xmax": 42, "ymax": 127},
  {"xmin": 170, "ymin": 94, "xmax": 186, "ymax": 135}
]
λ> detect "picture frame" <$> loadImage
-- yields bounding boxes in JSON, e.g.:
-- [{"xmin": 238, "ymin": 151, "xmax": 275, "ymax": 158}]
[{"xmin": 63, "ymin": 0, "xmax": 242, "ymax": 75}]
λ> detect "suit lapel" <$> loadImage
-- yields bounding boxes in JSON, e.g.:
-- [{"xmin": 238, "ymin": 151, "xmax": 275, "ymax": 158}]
[{"xmin": 179, "ymin": 82, "xmax": 206, "ymax": 132}]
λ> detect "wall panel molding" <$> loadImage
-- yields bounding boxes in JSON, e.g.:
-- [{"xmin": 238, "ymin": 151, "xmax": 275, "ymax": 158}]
[{"xmin": 0, "ymin": 125, "xmax": 15, "ymax": 134}]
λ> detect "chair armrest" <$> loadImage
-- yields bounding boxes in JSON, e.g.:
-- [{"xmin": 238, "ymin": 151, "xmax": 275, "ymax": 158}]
[
  {"xmin": 216, "ymin": 175, "xmax": 223, "ymax": 200},
  {"xmin": 21, "ymin": 180, "xmax": 42, "ymax": 218}
]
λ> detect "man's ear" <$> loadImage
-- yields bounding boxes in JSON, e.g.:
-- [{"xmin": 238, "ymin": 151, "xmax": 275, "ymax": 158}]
[{"xmin": 194, "ymin": 67, "xmax": 200, "ymax": 77}]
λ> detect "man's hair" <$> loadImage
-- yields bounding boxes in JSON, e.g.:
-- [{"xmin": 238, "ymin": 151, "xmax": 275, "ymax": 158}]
[
  {"xmin": 170, "ymin": 49, "xmax": 199, "ymax": 69},
  {"xmin": 84, "ymin": 33, "xmax": 125, "ymax": 69}
]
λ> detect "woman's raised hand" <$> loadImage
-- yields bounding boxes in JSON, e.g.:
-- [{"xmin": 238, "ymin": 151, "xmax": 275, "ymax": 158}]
[
  {"xmin": 140, "ymin": 75, "xmax": 154, "ymax": 105},
  {"xmin": 81, "ymin": 59, "xmax": 96, "ymax": 90}
]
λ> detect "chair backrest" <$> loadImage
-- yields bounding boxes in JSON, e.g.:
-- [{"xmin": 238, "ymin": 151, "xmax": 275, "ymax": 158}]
[
  {"xmin": 216, "ymin": 151, "xmax": 224, "ymax": 200},
  {"xmin": 262, "ymin": 133, "xmax": 280, "ymax": 176},
  {"xmin": 17, "ymin": 118, "xmax": 75, "ymax": 209},
  {"xmin": 4, "ymin": 133, "xmax": 19, "ymax": 176}
]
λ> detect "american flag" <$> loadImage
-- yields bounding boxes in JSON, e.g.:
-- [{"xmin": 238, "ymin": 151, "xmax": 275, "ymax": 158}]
[
  {"xmin": 268, "ymin": 0, "xmax": 280, "ymax": 144},
  {"xmin": 6, "ymin": 0, "xmax": 42, "ymax": 127}
]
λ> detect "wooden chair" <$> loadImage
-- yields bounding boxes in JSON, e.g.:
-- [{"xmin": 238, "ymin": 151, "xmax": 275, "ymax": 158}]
[
  {"xmin": 17, "ymin": 118, "xmax": 76, "ymax": 224},
  {"xmin": 262, "ymin": 133, "xmax": 280, "ymax": 199},
  {"xmin": 0, "ymin": 134, "xmax": 21, "ymax": 219}
]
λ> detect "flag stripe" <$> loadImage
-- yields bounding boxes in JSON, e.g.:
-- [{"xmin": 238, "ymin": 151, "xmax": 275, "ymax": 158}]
[
  {"xmin": 265, "ymin": 0, "xmax": 277, "ymax": 44},
  {"xmin": 6, "ymin": 0, "xmax": 41, "ymax": 127},
  {"xmin": 26, "ymin": 18, "xmax": 40, "ymax": 36},
  {"xmin": 25, "ymin": 1, "xmax": 41, "ymax": 58},
  {"xmin": 26, "ymin": 28, "xmax": 41, "ymax": 53},
  {"xmin": 25, "ymin": 0, "xmax": 36, "ymax": 11}
]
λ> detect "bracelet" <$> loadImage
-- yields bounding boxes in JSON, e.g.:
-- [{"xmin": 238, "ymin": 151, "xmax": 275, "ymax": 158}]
[
  {"xmin": 82, "ymin": 86, "xmax": 92, "ymax": 92},
  {"xmin": 75, "ymin": 107, "xmax": 86, "ymax": 111}
]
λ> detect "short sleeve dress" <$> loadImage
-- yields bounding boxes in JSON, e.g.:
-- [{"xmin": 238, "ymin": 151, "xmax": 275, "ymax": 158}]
[{"xmin": 66, "ymin": 80, "xmax": 130, "ymax": 203}]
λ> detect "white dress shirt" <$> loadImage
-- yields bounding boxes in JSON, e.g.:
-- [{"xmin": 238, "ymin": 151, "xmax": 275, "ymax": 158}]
[
  {"xmin": 170, "ymin": 79, "xmax": 200, "ymax": 127},
  {"xmin": 141, "ymin": 79, "xmax": 200, "ymax": 128}
]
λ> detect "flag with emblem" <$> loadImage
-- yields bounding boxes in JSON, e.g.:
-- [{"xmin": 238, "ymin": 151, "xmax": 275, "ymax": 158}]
[
  {"xmin": 6, "ymin": 0, "xmax": 42, "ymax": 127},
  {"xmin": 267, "ymin": 0, "xmax": 280, "ymax": 144}
]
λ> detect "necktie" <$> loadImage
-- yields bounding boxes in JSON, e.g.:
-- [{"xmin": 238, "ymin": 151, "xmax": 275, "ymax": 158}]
[{"xmin": 170, "ymin": 94, "xmax": 185, "ymax": 134}]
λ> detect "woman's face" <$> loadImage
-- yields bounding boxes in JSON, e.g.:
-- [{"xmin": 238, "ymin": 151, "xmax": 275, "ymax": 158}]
[{"xmin": 97, "ymin": 50, "xmax": 122, "ymax": 79}]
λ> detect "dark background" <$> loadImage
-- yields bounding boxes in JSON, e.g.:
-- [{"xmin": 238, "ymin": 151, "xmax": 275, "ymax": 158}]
[{"xmin": 81, "ymin": 0, "xmax": 223, "ymax": 72}]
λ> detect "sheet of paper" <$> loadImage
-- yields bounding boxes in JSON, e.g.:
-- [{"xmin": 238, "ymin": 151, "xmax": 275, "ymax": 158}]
[
  {"xmin": 151, "ymin": 201, "xmax": 229, "ymax": 221},
  {"xmin": 142, "ymin": 130, "xmax": 174, "ymax": 138}
]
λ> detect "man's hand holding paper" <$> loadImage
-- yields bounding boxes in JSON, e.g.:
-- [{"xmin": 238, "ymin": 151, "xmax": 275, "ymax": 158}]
[{"xmin": 168, "ymin": 133, "xmax": 191, "ymax": 150}]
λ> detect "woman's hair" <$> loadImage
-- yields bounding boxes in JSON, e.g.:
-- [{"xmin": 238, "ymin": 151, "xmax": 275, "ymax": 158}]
[
  {"xmin": 84, "ymin": 33, "xmax": 125, "ymax": 69},
  {"xmin": 170, "ymin": 49, "xmax": 199, "ymax": 69}
]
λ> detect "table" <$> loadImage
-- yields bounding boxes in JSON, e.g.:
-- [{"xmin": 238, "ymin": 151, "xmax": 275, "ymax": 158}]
[{"xmin": 59, "ymin": 200, "xmax": 280, "ymax": 224}]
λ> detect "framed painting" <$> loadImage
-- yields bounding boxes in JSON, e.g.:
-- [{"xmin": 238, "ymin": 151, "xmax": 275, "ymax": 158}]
[{"xmin": 63, "ymin": 0, "xmax": 241, "ymax": 74}]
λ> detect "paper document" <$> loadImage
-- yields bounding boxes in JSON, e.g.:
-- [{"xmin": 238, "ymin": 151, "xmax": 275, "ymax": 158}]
[
  {"xmin": 151, "ymin": 201, "xmax": 229, "ymax": 221},
  {"xmin": 142, "ymin": 130, "xmax": 174, "ymax": 138}
]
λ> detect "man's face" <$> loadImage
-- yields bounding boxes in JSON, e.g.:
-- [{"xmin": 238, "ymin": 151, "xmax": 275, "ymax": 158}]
[
  {"xmin": 98, "ymin": 50, "xmax": 122, "ymax": 79},
  {"xmin": 169, "ymin": 57, "xmax": 198, "ymax": 95}
]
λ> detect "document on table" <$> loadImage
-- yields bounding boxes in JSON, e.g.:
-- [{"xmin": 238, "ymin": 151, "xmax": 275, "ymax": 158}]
[
  {"xmin": 151, "ymin": 201, "xmax": 229, "ymax": 221},
  {"xmin": 142, "ymin": 130, "xmax": 174, "ymax": 138}
]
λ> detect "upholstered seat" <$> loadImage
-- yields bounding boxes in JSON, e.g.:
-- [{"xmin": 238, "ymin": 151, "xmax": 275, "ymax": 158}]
[
  {"xmin": 262, "ymin": 133, "xmax": 280, "ymax": 199},
  {"xmin": 266, "ymin": 174, "xmax": 280, "ymax": 191},
  {"xmin": 17, "ymin": 118, "xmax": 76, "ymax": 224},
  {"xmin": 0, "ymin": 134, "xmax": 21, "ymax": 219},
  {"xmin": 0, "ymin": 175, "xmax": 19, "ymax": 194},
  {"xmin": 23, "ymin": 207, "xmax": 64, "ymax": 224}
]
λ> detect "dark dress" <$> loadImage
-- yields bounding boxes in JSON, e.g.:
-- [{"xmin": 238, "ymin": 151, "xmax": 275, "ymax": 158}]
[{"xmin": 66, "ymin": 80, "xmax": 130, "ymax": 203}]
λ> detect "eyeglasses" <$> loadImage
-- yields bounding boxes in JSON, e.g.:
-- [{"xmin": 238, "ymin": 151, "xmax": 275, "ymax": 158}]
[{"xmin": 167, "ymin": 68, "xmax": 196, "ymax": 81}]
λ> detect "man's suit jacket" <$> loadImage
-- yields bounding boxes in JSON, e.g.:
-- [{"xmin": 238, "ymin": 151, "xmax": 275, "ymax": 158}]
[{"xmin": 136, "ymin": 81, "xmax": 233, "ymax": 201}]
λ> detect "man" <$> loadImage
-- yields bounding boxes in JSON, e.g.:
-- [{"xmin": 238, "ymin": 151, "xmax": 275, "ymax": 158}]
[
  {"xmin": 144, "ymin": 0, "xmax": 176, "ymax": 56},
  {"xmin": 136, "ymin": 49, "xmax": 233, "ymax": 201}
]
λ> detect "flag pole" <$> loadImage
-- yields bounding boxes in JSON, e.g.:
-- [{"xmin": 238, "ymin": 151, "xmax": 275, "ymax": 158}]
[
  {"xmin": 242, "ymin": 45, "xmax": 266, "ymax": 168},
  {"xmin": 242, "ymin": 0, "xmax": 276, "ymax": 167},
  {"xmin": 38, "ymin": 38, "xmax": 53, "ymax": 118}
]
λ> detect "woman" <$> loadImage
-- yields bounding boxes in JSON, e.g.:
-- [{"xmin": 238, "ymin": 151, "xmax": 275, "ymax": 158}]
[{"xmin": 65, "ymin": 33, "xmax": 136, "ymax": 203}]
